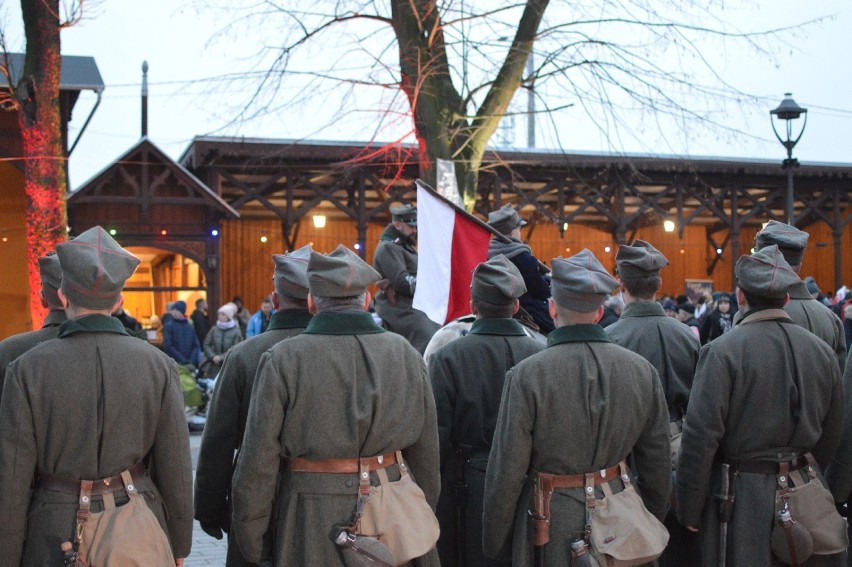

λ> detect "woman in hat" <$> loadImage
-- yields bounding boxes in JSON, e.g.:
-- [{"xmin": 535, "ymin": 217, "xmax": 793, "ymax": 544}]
[{"xmin": 201, "ymin": 302, "xmax": 243, "ymax": 378}]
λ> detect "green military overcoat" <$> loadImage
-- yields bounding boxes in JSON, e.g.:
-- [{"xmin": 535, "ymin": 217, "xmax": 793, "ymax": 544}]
[
  {"xmin": 372, "ymin": 224, "xmax": 440, "ymax": 353},
  {"xmin": 0, "ymin": 315, "xmax": 193, "ymax": 565},
  {"xmin": 195, "ymin": 309, "xmax": 312, "ymax": 567},
  {"xmin": 428, "ymin": 318, "xmax": 545, "ymax": 566},
  {"xmin": 604, "ymin": 301, "xmax": 699, "ymax": 419},
  {"xmin": 677, "ymin": 308, "xmax": 845, "ymax": 566},
  {"xmin": 483, "ymin": 324, "xmax": 671, "ymax": 566},
  {"xmin": 0, "ymin": 310, "xmax": 66, "ymax": 406},
  {"xmin": 786, "ymin": 280, "xmax": 847, "ymax": 372},
  {"xmin": 231, "ymin": 311, "xmax": 440, "ymax": 566}
]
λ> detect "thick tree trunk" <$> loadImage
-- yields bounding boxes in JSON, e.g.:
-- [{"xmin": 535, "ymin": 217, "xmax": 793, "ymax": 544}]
[
  {"xmin": 18, "ymin": 0, "xmax": 66, "ymax": 328},
  {"xmin": 392, "ymin": 0, "xmax": 548, "ymax": 211}
]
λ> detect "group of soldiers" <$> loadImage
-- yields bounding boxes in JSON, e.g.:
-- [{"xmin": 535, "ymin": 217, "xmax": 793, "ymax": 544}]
[{"xmin": 0, "ymin": 203, "xmax": 850, "ymax": 566}]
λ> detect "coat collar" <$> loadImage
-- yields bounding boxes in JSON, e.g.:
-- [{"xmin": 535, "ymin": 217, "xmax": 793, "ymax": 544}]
[
  {"xmin": 42, "ymin": 310, "xmax": 68, "ymax": 328},
  {"xmin": 302, "ymin": 312, "xmax": 385, "ymax": 335},
  {"xmin": 547, "ymin": 324, "xmax": 612, "ymax": 348},
  {"xmin": 620, "ymin": 301, "xmax": 665, "ymax": 318},
  {"xmin": 736, "ymin": 307, "xmax": 792, "ymax": 326},
  {"xmin": 58, "ymin": 314, "xmax": 129, "ymax": 338},
  {"xmin": 267, "ymin": 309, "xmax": 313, "ymax": 331},
  {"xmin": 469, "ymin": 318, "xmax": 527, "ymax": 336}
]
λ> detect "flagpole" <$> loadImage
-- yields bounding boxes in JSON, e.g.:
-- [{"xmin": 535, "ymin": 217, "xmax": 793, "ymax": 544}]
[{"xmin": 415, "ymin": 179, "xmax": 551, "ymax": 274}]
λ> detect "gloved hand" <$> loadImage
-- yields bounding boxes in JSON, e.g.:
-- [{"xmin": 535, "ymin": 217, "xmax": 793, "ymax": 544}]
[{"xmin": 200, "ymin": 521, "xmax": 224, "ymax": 540}]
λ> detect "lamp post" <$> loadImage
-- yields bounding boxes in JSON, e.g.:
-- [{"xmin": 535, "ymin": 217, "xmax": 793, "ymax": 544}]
[{"xmin": 769, "ymin": 93, "xmax": 807, "ymax": 225}]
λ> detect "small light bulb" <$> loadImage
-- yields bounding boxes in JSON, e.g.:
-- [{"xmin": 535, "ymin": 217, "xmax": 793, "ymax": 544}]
[
  {"xmin": 109, "ymin": 229, "xmax": 117, "ymax": 236},
  {"xmin": 260, "ymin": 236, "xmax": 268, "ymax": 243},
  {"xmin": 604, "ymin": 246, "xmax": 611, "ymax": 253},
  {"xmin": 211, "ymin": 229, "xmax": 219, "ymax": 237}
]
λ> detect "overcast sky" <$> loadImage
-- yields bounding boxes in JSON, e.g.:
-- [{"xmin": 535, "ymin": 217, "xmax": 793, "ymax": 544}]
[{"xmin": 2, "ymin": 1, "xmax": 850, "ymax": 187}]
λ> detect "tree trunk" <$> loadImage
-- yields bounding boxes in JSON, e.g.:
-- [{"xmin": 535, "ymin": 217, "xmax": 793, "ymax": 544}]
[
  {"xmin": 18, "ymin": 0, "xmax": 66, "ymax": 328},
  {"xmin": 391, "ymin": 0, "xmax": 548, "ymax": 211}
]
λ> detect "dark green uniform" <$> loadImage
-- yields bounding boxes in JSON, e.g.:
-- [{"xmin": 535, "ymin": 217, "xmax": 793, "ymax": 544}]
[
  {"xmin": 195, "ymin": 309, "xmax": 312, "ymax": 567},
  {"xmin": 0, "ymin": 310, "xmax": 66, "ymax": 406},
  {"xmin": 786, "ymin": 280, "xmax": 847, "ymax": 372},
  {"xmin": 604, "ymin": 301, "xmax": 699, "ymax": 420},
  {"xmin": 0, "ymin": 315, "xmax": 193, "ymax": 564},
  {"xmin": 231, "ymin": 312, "xmax": 440, "ymax": 566},
  {"xmin": 373, "ymin": 224, "xmax": 440, "ymax": 353},
  {"xmin": 429, "ymin": 318, "xmax": 544, "ymax": 566},
  {"xmin": 676, "ymin": 308, "xmax": 844, "ymax": 565},
  {"xmin": 483, "ymin": 324, "xmax": 671, "ymax": 566}
]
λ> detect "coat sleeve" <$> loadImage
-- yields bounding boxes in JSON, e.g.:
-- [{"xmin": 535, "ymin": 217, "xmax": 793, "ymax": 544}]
[
  {"xmin": 826, "ymin": 349, "xmax": 852, "ymax": 502},
  {"xmin": 375, "ymin": 243, "xmax": 416, "ymax": 296},
  {"xmin": 632, "ymin": 366, "xmax": 672, "ymax": 521},
  {"xmin": 194, "ymin": 349, "xmax": 244, "ymax": 524},
  {"xmin": 162, "ymin": 324, "xmax": 183, "ymax": 362},
  {"xmin": 482, "ymin": 368, "xmax": 534, "ymax": 560},
  {"xmin": 428, "ymin": 350, "xmax": 456, "ymax": 465},
  {"xmin": 231, "ymin": 352, "xmax": 286, "ymax": 563},
  {"xmin": 149, "ymin": 361, "xmax": 194, "ymax": 558},
  {"xmin": 246, "ymin": 313, "xmax": 260, "ymax": 338},
  {"xmin": 202, "ymin": 328, "xmax": 216, "ymax": 360},
  {"xmin": 0, "ymin": 362, "xmax": 37, "ymax": 565},
  {"xmin": 676, "ymin": 346, "xmax": 731, "ymax": 528},
  {"xmin": 402, "ymin": 359, "xmax": 441, "ymax": 508}
]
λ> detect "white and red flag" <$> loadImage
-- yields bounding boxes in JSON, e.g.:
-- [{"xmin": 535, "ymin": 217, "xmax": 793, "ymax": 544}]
[{"xmin": 413, "ymin": 180, "xmax": 494, "ymax": 325}]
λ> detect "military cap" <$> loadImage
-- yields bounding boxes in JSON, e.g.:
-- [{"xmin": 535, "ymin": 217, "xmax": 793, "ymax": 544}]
[
  {"xmin": 735, "ymin": 245, "xmax": 800, "ymax": 298},
  {"xmin": 391, "ymin": 204, "xmax": 417, "ymax": 226},
  {"xmin": 38, "ymin": 251, "xmax": 63, "ymax": 309},
  {"xmin": 173, "ymin": 300, "xmax": 187, "ymax": 315},
  {"xmin": 615, "ymin": 240, "xmax": 669, "ymax": 278},
  {"xmin": 56, "ymin": 226, "xmax": 141, "ymax": 310},
  {"xmin": 273, "ymin": 245, "xmax": 312, "ymax": 299},
  {"xmin": 487, "ymin": 204, "xmax": 527, "ymax": 236},
  {"xmin": 550, "ymin": 249, "xmax": 619, "ymax": 312},
  {"xmin": 471, "ymin": 254, "xmax": 527, "ymax": 304},
  {"xmin": 308, "ymin": 244, "xmax": 381, "ymax": 298},
  {"xmin": 755, "ymin": 220, "xmax": 808, "ymax": 266}
]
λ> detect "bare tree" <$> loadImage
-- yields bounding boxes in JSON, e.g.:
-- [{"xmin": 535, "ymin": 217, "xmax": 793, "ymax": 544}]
[
  {"xmin": 204, "ymin": 0, "xmax": 815, "ymax": 210},
  {"xmin": 1, "ymin": 1, "xmax": 83, "ymax": 327}
]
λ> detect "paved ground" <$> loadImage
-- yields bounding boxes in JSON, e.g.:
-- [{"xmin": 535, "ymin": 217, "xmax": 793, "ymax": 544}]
[{"xmin": 186, "ymin": 430, "xmax": 229, "ymax": 566}]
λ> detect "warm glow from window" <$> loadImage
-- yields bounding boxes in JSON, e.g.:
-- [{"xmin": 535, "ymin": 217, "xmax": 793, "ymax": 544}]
[
  {"xmin": 313, "ymin": 215, "xmax": 327, "ymax": 229},
  {"xmin": 663, "ymin": 220, "xmax": 676, "ymax": 232}
]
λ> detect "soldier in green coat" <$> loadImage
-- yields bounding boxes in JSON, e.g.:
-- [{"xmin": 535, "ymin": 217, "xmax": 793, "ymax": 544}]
[
  {"xmin": 429, "ymin": 255, "xmax": 545, "ymax": 566},
  {"xmin": 232, "ymin": 244, "xmax": 440, "ymax": 566},
  {"xmin": 754, "ymin": 220, "xmax": 846, "ymax": 371},
  {"xmin": 373, "ymin": 204, "xmax": 440, "ymax": 353},
  {"xmin": 483, "ymin": 249, "xmax": 671, "ymax": 566},
  {"xmin": 604, "ymin": 240, "xmax": 700, "ymax": 565},
  {"xmin": 195, "ymin": 245, "xmax": 313, "ymax": 566},
  {"xmin": 677, "ymin": 245, "xmax": 845, "ymax": 565},
  {"xmin": 0, "ymin": 252, "xmax": 67, "ymax": 405},
  {"xmin": 0, "ymin": 226, "xmax": 193, "ymax": 565}
]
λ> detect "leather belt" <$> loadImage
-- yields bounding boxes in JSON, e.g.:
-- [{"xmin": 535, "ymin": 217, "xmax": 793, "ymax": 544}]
[
  {"xmin": 284, "ymin": 452, "xmax": 399, "ymax": 474},
  {"xmin": 532, "ymin": 463, "xmax": 622, "ymax": 489},
  {"xmin": 728, "ymin": 454, "xmax": 810, "ymax": 475},
  {"xmin": 36, "ymin": 461, "xmax": 147, "ymax": 496}
]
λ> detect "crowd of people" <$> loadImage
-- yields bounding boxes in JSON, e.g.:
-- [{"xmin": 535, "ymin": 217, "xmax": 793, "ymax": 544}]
[{"xmin": 0, "ymin": 209, "xmax": 850, "ymax": 567}]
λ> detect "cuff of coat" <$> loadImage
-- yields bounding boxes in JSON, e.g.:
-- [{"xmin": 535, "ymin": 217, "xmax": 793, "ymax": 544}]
[
  {"xmin": 482, "ymin": 518, "xmax": 513, "ymax": 561},
  {"xmin": 675, "ymin": 481, "xmax": 705, "ymax": 528},
  {"xmin": 233, "ymin": 517, "xmax": 268, "ymax": 563},
  {"xmin": 193, "ymin": 485, "xmax": 229, "ymax": 523},
  {"xmin": 167, "ymin": 516, "xmax": 194, "ymax": 559}
]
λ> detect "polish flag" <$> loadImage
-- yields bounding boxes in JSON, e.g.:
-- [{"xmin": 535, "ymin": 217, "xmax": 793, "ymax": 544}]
[{"xmin": 413, "ymin": 181, "xmax": 494, "ymax": 325}]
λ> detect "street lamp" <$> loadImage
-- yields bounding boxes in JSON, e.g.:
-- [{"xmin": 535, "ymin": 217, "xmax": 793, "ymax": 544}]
[{"xmin": 770, "ymin": 93, "xmax": 807, "ymax": 225}]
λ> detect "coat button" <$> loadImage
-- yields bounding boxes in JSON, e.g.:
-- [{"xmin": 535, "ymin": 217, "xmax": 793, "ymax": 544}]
[{"xmin": 345, "ymin": 480, "xmax": 354, "ymax": 488}]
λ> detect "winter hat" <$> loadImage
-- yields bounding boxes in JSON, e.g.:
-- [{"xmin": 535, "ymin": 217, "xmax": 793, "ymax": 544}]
[
  {"xmin": 471, "ymin": 254, "xmax": 527, "ymax": 304},
  {"xmin": 615, "ymin": 240, "xmax": 669, "ymax": 278},
  {"xmin": 550, "ymin": 249, "xmax": 619, "ymax": 313},
  {"xmin": 487, "ymin": 204, "xmax": 527, "ymax": 236},
  {"xmin": 273, "ymin": 245, "xmax": 312, "ymax": 299},
  {"xmin": 735, "ymin": 245, "xmax": 800, "ymax": 298},
  {"xmin": 56, "ymin": 226, "xmax": 140, "ymax": 310},
  {"xmin": 308, "ymin": 245, "xmax": 381, "ymax": 298},
  {"xmin": 755, "ymin": 220, "xmax": 808, "ymax": 267}
]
